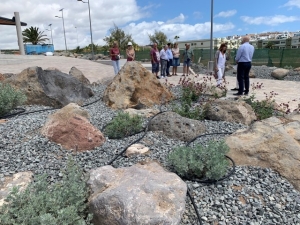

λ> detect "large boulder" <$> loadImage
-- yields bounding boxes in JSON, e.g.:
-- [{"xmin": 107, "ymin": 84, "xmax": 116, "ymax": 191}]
[
  {"xmin": 226, "ymin": 116, "xmax": 300, "ymax": 191},
  {"xmin": 148, "ymin": 111, "xmax": 206, "ymax": 141},
  {"xmin": 41, "ymin": 103, "xmax": 105, "ymax": 151},
  {"xmin": 271, "ymin": 68, "xmax": 289, "ymax": 80},
  {"xmin": 206, "ymin": 99, "xmax": 257, "ymax": 125},
  {"xmin": 3, "ymin": 67, "xmax": 94, "ymax": 108},
  {"xmin": 69, "ymin": 66, "xmax": 90, "ymax": 85},
  {"xmin": 0, "ymin": 172, "xmax": 33, "ymax": 207},
  {"xmin": 88, "ymin": 161, "xmax": 187, "ymax": 225},
  {"xmin": 103, "ymin": 61, "xmax": 173, "ymax": 109}
]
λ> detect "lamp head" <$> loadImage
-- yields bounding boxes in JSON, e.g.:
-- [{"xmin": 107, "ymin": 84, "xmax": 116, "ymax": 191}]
[
  {"xmin": 49, "ymin": 24, "xmax": 52, "ymax": 26},
  {"xmin": 59, "ymin": 8, "xmax": 64, "ymax": 11}
]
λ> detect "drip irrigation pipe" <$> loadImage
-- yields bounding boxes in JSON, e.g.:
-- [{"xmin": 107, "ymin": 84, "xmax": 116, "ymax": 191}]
[
  {"xmin": 0, "ymin": 95, "xmax": 237, "ymax": 225},
  {"xmin": 0, "ymin": 96, "xmax": 102, "ymax": 120}
]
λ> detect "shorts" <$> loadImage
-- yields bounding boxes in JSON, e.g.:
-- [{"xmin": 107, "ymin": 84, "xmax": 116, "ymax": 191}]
[
  {"xmin": 183, "ymin": 58, "xmax": 191, "ymax": 67},
  {"xmin": 152, "ymin": 62, "xmax": 159, "ymax": 73},
  {"xmin": 172, "ymin": 58, "xmax": 180, "ymax": 67}
]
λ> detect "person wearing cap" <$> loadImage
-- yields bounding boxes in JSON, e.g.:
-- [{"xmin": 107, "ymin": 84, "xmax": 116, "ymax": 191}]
[{"xmin": 126, "ymin": 42, "xmax": 135, "ymax": 61}]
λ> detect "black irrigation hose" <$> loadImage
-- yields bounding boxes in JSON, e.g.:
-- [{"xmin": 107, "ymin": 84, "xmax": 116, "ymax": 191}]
[
  {"xmin": 187, "ymin": 188, "xmax": 203, "ymax": 225},
  {"xmin": 0, "ymin": 96, "xmax": 102, "ymax": 120},
  {"xmin": 0, "ymin": 107, "xmax": 26, "ymax": 119},
  {"xmin": 185, "ymin": 132, "xmax": 236, "ymax": 184},
  {"xmin": 1, "ymin": 94, "xmax": 237, "ymax": 225},
  {"xmin": 106, "ymin": 111, "xmax": 165, "ymax": 165}
]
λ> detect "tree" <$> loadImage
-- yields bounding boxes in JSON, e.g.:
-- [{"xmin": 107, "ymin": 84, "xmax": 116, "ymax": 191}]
[
  {"xmin": 148, "ymin": 30, "xmax": 168, "ymax": 49},
  {"xmin": 265, "ymin": 41, "xmax": 274, "ymax": 49},
  {"xmin": 174, "ymin": 35, "xmax": 180, "ymax": 42},
  {"xmin": 103, "ymin": 24, "xmax": 137, "ymax": 50},
  {"xmin": 22, "ymin": 26, "xmax": 48, "ymax": 45}
]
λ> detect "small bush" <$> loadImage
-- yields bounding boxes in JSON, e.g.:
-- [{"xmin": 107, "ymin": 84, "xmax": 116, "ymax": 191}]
[
  {"xmin": 0, "ymin": 83, "xmax": 26, "ymax": 117},
  {"xmin": 104, "ymin": 111, "xmax": 143, "ymax": 139},
  {"xmin": 0, "ymin": 158, "xmax": 92, "ymax": 225},
  {"xmin": 172, "ymin": 103, "xmax": 208, "ymax": 120},
  {"xmin": 244, "ymin": 93, "xmax": 274, "ymax": 120},
  {"xmin": 168, "ymin": 140, "xmax": 230, "ymax": 180}
]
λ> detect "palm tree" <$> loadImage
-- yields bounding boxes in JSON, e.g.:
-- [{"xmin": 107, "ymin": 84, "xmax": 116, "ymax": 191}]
[
  {"xmin": 22, "ymin": 26, "xmax": 48, "ymax": 45},
  {"xmin": 174, "ymin": 35, "xmax": 180, "ymax": 42}
]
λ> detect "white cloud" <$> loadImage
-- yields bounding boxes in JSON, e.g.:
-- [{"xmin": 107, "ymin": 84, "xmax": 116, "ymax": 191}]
[
  {"xmin": 241, "ymin": 15, "xmax": 300, "ymax": 25},
  {"xmin": 215, "ymin": 10, "xmax": 237, "ymax": 18},
  {"xmin": 193, "ymin": 11, "xmax": 202, "ymax": 19},
  {"xmin": 283, "ymin": 0, "xmax": 300, "ymax": 9},
  {"xmin": 123, "ymin": 21, "xmax": 235, "ymax": 45},
  {"xmin": 166, "ymin": 14, "xmax": 185, "ymax": 24},
  {"xmin": 0, "ymin": 0, "xmax": 235, "ymax": 50},
  {"xmin": 0, "ymin": 0, "xmax": 146, "ymax": 50}
]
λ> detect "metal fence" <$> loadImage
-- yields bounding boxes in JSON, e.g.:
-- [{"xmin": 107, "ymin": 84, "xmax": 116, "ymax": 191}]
[{"xmin": 131, "ymin": 48, "xmax": 300, "ymax": 68}]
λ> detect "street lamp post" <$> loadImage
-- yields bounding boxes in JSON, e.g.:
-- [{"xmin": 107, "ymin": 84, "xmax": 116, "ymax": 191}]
[
  {"xmin": 77, "ymin": 0, "xmax": 94, "ymax": 60},
  {"xmin": 75, "ymin": 26, "xmax": 78, "ymax": 46},
  {"xmin": 208, "ymin": 0, "xmax": 214, "ymax": 72},
  {"xmin": 55, "ymin": 8, "xmax": 67, "ymax": 53},
  {"xmin": 48, "ymin": 23, "xmax": 53, "ymax": 45}
]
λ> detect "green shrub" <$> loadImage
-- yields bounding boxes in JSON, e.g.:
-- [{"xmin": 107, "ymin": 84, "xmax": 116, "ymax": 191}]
[
  {"xmin": 168, "ymin": 140, "xmax": 230, "ymax": 180},
  {"xmin": 0, "ymin": 83, "xmax": 26, "ymax": 117},
  {"xmin": 172, "ymin": 103, "xmax": 207, "ymax": 120},
  {"xmin": 244, "ymin": 95, "xmax": 274, "ymax": 120},
  {"xmin": 0, "ymin": 158, "xmax": 92, "ymax": 225},
  {"xmin": 104, "ymin": 111, "xmax": 143, "ymax": 139}
]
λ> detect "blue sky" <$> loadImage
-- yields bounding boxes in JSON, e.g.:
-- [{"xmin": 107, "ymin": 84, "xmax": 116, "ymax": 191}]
[{"xmin": 1, "ymin": 0, "xmax": 300, "ymax": 49}]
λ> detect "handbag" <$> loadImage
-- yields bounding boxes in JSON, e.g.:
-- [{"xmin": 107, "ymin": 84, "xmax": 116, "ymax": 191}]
[{"xmin": 115, "ymin": 54, "xmax": 120, "ymax": 60}]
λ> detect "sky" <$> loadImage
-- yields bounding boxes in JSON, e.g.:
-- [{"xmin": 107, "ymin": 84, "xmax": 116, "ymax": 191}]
[{"xmin": 0, "ymin": 0, "xmax": 300, "ymax": 50}]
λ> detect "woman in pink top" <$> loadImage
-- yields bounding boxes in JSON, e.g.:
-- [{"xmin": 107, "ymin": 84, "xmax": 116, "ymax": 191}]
[
  {"xmin": 110, "ymin": 41, "xmax": 120, "ymax": 75},
  {"xmin": 172, "ymin": 43, "xmax": 180, "ymax": 75}
]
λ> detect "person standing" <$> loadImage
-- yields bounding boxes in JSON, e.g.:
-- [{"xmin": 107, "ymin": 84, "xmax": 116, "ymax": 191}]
[
  {"xmin": 182, "ymin": 43, "xmax": 194, "ymax": 76},
  {"xmin": 172, "ymin": 42, "xmax": 180, "ymax": 75},
  {"xmin": 234, "ymin": 36, "xmax": 255, "ymax": 96},
  {"xmin": 159, "ymin": 45, "xmax": 169, "ymax": 78},
  {"xmin": 214, "ymin": 43, "xmax": 230, "ymax": 86},
  {"xmin": 110, "ymin": 41, "xmax": 120, "ymax": 75},
  {"xmin": 166, "ymin": 43, "xmax": 173, "ymax": 77},
  {"xmin": 150, "ymin": 43, "xmax": 160, "ymax": 79},
  {"xmin": 126, "ymin": 42, "xmax": 135, "ymax": 61}
]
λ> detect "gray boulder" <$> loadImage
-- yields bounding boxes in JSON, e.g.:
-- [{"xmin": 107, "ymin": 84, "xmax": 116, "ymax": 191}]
[
  {"xmin": 206, "ymin": 99, "xmax": 257, "ymax": 125},
  {"xmin": 148, "ymin": 111, "xmax": 206, "ymax": 141},
  {"xmin": 271, "ymin": 68, "xmax": 289, "ymax": 80},
  {"xmin": 69, "ymin": 67, "xmax": 90, "ymax": 85},
  {"xmin": 88, "ymin": 161, "xmax": 187, "ymax": 225},
  {"xmin": 3, "ymin": 66, "xmax": 94, "ymax": 108},
  {"xmin": 0, "ymin": 172, "xmax": 33, "ymax": 207}
]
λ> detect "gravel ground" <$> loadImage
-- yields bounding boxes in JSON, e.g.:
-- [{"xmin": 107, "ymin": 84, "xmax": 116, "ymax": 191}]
[
  {"xmin": 0, "ymin": 84, "xmax": 300, "ymax": 225},
  {"xmin": 192, "ymin": 64, "xmax": 300, "ymax": 82}
]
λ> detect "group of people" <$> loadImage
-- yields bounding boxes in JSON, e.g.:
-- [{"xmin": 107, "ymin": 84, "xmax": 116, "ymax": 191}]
[
  {"xmin": 215, "ymin": 36, "xmax": 254, "ymax": 95},
  {"xmin": 109, "ymin": 41, "xmax": 135, "ymax": 75},
  {"xmin": 109, "ymin": 36, "xmax": 254, "ymax": 96},
  {"xmin": 150, "ymin": 42, "xmax": 194, "ymax": 79}
]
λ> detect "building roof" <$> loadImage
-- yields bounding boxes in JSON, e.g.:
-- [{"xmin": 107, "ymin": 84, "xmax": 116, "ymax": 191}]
[{"xmin": 0, "ymin": 16, "xmax": 27, "ymax": 26}]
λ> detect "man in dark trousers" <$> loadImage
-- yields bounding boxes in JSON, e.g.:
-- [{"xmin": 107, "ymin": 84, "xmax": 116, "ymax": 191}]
[{"xmin": 233, "ymin": 36, "xmax": 254, "ymax": 96}]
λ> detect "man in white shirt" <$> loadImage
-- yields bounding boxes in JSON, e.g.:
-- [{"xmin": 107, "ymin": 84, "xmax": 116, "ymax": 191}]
[
  {"xmin": 159, "ymin": 45, "xmax": 168, "ymax": 78},
  {"xmin": 234, "ymin": 36, "xmax": 255, "ymax": 96}
]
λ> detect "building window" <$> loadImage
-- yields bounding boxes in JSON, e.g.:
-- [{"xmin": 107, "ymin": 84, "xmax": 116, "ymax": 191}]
[
  {"xmin": 280, "ymin": 41, "xmax": 286, "ymax": 44},
  {"xmin": 291, "ymin": 46, "xmax": 298, "ymax": 49},
  {"xmin": 201, "ymin": 43, "xmax": 203, "ymax": 45},
  {"xmin": 194, "ymin": 43, "xmax": 197, "ymax": 45}
]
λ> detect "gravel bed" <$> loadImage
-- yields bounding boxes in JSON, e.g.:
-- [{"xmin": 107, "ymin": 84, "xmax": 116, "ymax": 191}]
[{"xmin": 0, "ymin": 84, "xmax": 300, "ymax": 224}]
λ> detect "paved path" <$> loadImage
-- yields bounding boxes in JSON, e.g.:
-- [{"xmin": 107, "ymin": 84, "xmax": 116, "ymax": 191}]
[{"xmin": 1, "ymin": 54, "xmax": 299, "ymax": 110}]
